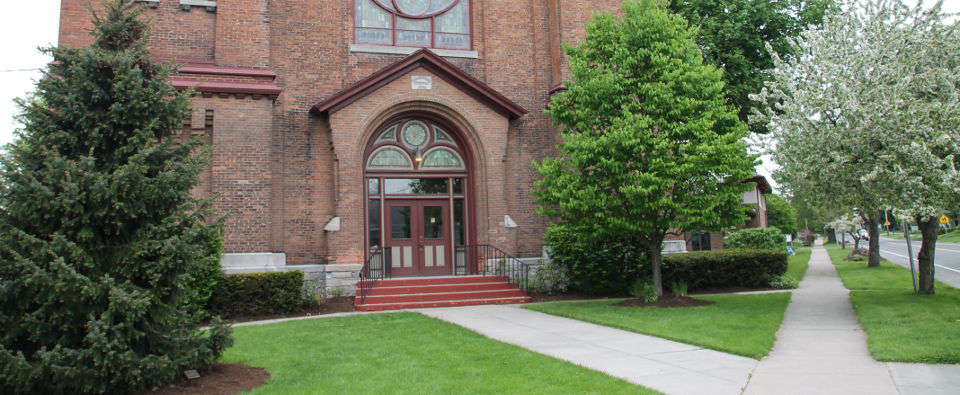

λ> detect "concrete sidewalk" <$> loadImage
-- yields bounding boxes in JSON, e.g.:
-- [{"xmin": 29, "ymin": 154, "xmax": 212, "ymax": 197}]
[
  {"xmin": 418, "ymin": 305, "xmax": 757, "ymax": 395},
  {"xmin": 744, "ymin": 245, "xmax": 898, "ymax": 395}
]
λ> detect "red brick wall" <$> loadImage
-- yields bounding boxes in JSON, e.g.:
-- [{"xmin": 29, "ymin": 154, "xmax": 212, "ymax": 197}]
[{"xmin": 58, "ymin": 0, "xmax": 627, "ymax": 264}]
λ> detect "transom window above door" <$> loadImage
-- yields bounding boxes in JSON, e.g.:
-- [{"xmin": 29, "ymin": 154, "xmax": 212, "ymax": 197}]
[
  {"xmin": 355, "ymin": 0, "xmax": 471, "ymax": 50},
  {"xmin": 366, "ymin": 118, "xmax": 466, "ymax": 171}
]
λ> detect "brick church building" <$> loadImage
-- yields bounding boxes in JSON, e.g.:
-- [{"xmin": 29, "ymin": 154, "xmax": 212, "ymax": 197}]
[{"xmin": 59, "ymin": 1, "xmax": 769, "ymax": 300}]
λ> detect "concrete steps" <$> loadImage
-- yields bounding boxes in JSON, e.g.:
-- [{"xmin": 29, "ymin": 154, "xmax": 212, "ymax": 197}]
[{"xmin": 355, "ymin": 276, "xmax": 531, "ymax": 311}]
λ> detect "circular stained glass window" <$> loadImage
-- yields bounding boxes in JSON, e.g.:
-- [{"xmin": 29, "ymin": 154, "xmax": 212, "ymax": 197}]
[{"xmin": 402, "ymin": 122, "xmax": 429, "ymax": 148}]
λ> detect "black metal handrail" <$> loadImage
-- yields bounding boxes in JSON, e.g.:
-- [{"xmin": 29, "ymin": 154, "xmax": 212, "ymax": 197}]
[
  {"xmin": 457, "ymin": 244, "xmax": 538, "ymax": 290},
  {"xmin": 356, "ymin": 246, "xmax": 384, "ymax": 306}
]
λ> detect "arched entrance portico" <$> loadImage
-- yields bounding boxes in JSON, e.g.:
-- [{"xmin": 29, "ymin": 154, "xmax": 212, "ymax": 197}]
[{"xmin": 363, "ymin": 113, "xmax": 474, "ymax": 277}]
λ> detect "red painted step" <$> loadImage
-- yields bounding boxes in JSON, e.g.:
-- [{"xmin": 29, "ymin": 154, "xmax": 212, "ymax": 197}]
[
  {"xmin": 356, "ymin": 296, "xmax": 533, "ymax": 312},
  {"xmin": 363, "ymin": 289, "xmax": 526, "ymax": 304},
  {"xmin": 364, "ymin": 276, "xmax": 510, "ymax": 287},
  {"xmin": 365, "ymin": 282, "xmax": 517, "ymax": 296},
  {"xmin": 355, "ymin": 275, "xmax": 531, "ymax": 311}
]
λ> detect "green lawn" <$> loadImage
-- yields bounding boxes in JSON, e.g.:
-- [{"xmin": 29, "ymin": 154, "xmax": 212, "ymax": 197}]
[
  {"xmin": 524, "ymin": 293, "xmax": 792, "ymax": 359},
  {"xmin": 826, "ymin": 245, "xmax": 960, "ymax": 363},
  {"xmin": 221, "ymin": 312, "xmax": 657, "ymax": 394},
  {"xmin": 786, "ymin": 247, "xmax": 812, "ymax": 283}
]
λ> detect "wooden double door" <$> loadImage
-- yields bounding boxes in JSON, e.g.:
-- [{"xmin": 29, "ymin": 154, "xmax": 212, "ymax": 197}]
[{"xmin": 384, "ymin": 199, "xmax": 452, "ymax": 277}]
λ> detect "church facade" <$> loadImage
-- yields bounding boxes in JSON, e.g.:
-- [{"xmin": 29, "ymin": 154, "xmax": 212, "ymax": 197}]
[
  {"xmin": 59, "ymin": 0, "xmax": 769, "ymax": 293},
  {"xmin": 59, "ymin": 0, "xmax": 628, "ymax": 286}
]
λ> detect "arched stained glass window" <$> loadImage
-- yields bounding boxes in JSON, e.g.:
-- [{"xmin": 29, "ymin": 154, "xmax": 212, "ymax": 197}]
[
  {"xmin": 368, "ymin": 146, "xmax": 414, "ymax": 169},
  {"xmin": 355, "ymin": 0, "xmax": 471, "ymax": 50},
  {"xmin": 433, "ymin": 127, "xmax": 456, "ymax": 146},
  {"xmin": 422, "ymin": 147, "xmax": 464, "ymax": 169},
  {"xmin": 375, "ymin": 125, "xmax": 399, "ymax": 143}
]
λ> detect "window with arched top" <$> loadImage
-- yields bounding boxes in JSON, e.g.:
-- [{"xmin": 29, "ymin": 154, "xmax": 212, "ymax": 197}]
[
  {"xmin": 354, "ymin": 0, "xmax": 471, "ymax": 50},
  {"xmin": 365, "ymin": 118, "xmax": 466, "ymax": 172}
]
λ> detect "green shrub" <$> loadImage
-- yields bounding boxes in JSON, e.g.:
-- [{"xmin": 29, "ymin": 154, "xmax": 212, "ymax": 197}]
[
  {"xmin": 529, "ymin": 259, "xmax": 571, "ymax": 295},
  {"xmin": 671, "ymin": 280, "xmax": 689, "ymax": 296},
  {"xmin": 769, "ymin": 275, "xmax": 799, "ymax": 289},
  {"xmin": 725, "ymin": 227, "xmax": 786, "ymax": 250},
  {"xmin": 180, "ymin": 233, "xmax": 224, "ymax": 321},
  {"xmin": 630, "ymin": 279, "xmax": 659, "ymax": 302},
  {"xmin": 544, "ymin": 224, "xmax": 646, "ymax": 295},
  {"xmin": 661, "ymin": 249, "xmax": 788, "ymax": 290},
  {"xmin": 210, "ymin": 271, "xmax": 305, "ymax": 318}
]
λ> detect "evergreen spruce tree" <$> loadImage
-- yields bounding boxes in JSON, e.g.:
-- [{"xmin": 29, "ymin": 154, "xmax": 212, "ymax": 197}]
[
  {"xmin": 536, "ymin": 0, "xmax": 756, "ymax": 298},
  {"xmin": 0, "ymin": 2, "xmax": 231, "ymax": 393}
]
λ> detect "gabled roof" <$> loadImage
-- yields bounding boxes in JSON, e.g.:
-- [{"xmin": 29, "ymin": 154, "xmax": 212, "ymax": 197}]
[
  {"xmin": 742, "ymin": 175, "xmax": 773, "ymax": 194},
  {"xmin": 311, "ymin": 49, "xmax": 527, "ymax": 119}
]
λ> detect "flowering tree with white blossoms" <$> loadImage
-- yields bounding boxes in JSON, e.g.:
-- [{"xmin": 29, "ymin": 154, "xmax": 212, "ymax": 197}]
[
  {"xmin": 753, "ymin": 0, "xmax": 960, "ymax": 293},
  {"xmin": 828, "ymin": 214, "xmax": 866, "ymax": 251}
]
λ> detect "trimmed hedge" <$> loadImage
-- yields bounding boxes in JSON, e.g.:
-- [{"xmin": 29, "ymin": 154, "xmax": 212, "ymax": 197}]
[
  {"xmin": 210, "ymin": 271, "xmax": 305, "ymax": 318},
  {"xmin": 662, "ymin": 249, "xmax": 788, "ymax": 290},
  {"xmin": 724, "ymin": 227, "xmax": 786, "ymax": 250},
  {"xmin": 545, "ymin": 224, "xmax": 646, "ymax": 295}
]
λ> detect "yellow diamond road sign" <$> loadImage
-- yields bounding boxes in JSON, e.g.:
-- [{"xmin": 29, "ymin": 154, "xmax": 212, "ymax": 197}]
[
  {"xmin": 941, "ymin": 216, "xmax": 951, "ymax": 224},
  {"xmin": 885, "ymin": 220, "xmax": 891, "ymax": 226}
]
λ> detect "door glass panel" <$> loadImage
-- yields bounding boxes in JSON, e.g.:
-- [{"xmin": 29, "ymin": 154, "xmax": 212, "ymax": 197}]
[
  {"xmin": 385, "ymin": 178, "xmax": 447, "ymax": 194},
  {"xmin": 390, "ymin": 206, "xmax": 412, "ymax": 239},
  {"xmin": 454, "ymin": 199, "xmax": 464, "ymax": 245},
  {"xmin": 452, "ymin": 178, "xmax": 464, "ymax": 194},
  {"xmin": 368, "ymin": 199, "xmax": 381, "ymax": 247},
  {"xmin": 368, "ymin": 178, "xmax": 380, "ymax": 194},
  {"xmin": 423, "ymin": 206, "xmax": 443, "ymax": 239}
]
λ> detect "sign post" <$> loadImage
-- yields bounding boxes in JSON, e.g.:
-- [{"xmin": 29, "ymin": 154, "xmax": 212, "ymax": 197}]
[{"xmin": 904, "ymin": 223, "xmax": 918, "ymax": 293}]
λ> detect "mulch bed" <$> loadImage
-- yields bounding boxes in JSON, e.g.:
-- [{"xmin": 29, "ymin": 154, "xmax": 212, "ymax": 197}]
[
  {"xmin": 139, "ymin": 363, "xmax": 269, "ymax": 395},
  {"xmin": 528, "ymin": 293, "xmax": 616, "ymax": 303},
  {"xmin": 222, "ymin": 297, "xmax": 355, "ymax": 324},
  {"xmin": 613, "ymin": 295, "xmax": 715, "ymax": 308}
]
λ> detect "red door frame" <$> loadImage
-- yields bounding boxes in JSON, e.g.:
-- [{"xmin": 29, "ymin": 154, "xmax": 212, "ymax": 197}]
[
  {"xmin": 363, "ymin": 113, "xmax": 477, "ymax": 277},
  {"xmin": 383, "ymin": 199, "xmax": 452, "ymax": 277}
]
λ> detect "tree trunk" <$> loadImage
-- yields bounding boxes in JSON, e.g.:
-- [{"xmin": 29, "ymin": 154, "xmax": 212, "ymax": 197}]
[
  {"xmin": 866, "ymin": 214, "xmax": 880, "ymax": 267},
  {"xmin": 916, "ymin": 216, "xmax": 939, "ymax": 295},
  {"xmin": 840, "ymin": 232, "xmax": 846, "ymax": 249},
  {"xmin": 826, "ymin": 229, "xmax": 837, "ymax": 244},
  {"xmin": 648, "ymin": 240, "xmax": 664, "ymax": 301}
]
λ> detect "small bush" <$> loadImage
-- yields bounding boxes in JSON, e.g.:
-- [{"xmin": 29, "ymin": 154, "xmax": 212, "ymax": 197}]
[
  {"xmin": 662, "ymin": 249, "xmax": 788, "ymax": 290},
  {"xmin": 725, "ymin": 227, "xmax": 786, "ymax": 250},
  {"xmin": 769, "ymin": 275, "xmax": 799, "ymax": 289},
  {"xmin": 544, "ymin": 224, "xmax": 646, "ymax": 295},
  {"xmin": 630, "ymin": 279, "xmax": 659, "ymax": 303},
  {"xmin": 529, "ymin": 259, "xmax": 570, "ymax": 295},
  {"xmin": 210, "ymin": 271, "xmax": 305, "ymax": 318},
  {"xmin": 671, "ymin": 281, "xmax": 689, "ymax": 296}
]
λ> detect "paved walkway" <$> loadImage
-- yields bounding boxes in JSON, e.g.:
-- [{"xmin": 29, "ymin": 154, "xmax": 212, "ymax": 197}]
[
  {"xmin": 744, "ymin": 245, "xmax": 899, "ymax": 395},
  {"xmin": 418, "ymin": 305, "xmax": 757, "ymax": 395}
]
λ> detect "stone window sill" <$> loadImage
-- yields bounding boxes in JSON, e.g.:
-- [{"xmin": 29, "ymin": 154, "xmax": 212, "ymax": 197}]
[
  {"xmin": 349, "ymin": 44, "xmax": 479, "ymax": 59},
  {"xmin": 180, "ymin": 0, "xmax": 217, "ymax": 11}
]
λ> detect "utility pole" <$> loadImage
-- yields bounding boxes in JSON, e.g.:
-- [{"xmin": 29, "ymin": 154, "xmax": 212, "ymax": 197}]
[{"xmin": 904, "ymin": 222, "xmax": 918, "ymax": 293}]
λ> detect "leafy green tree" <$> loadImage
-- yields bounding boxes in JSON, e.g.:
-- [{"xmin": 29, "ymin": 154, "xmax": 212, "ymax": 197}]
[
  {"xmin": 668, "ymin": 0, "xmax": 834, "ymax": 133},
  {"xmin": 766, "ymin": 194, "xmax": 799, "ymax": 235},
  {"xmin": 0, "ymin": 2, "xmax": 231, "ymax": 393},
  {"xmin": 536, "ymin": 0, "xmax": 757, "ymax": 299}
]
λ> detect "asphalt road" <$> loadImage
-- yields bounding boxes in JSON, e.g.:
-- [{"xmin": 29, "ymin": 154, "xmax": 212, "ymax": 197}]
[{"xmin": 877, "ymin": 236, "xmax": 960, "ymax": 289}]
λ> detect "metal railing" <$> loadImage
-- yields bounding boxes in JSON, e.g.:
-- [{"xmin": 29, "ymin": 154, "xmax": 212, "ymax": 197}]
[
  {"xmin": 456, "ymin": 244, "xmax": 536, "ymax": 289},
  {"xmin": 355, "ymin": 244, "xmax": 536, "ymax": 306},
  {"xmin": 356, "ymin": 246, "xmax": 385, "ymax": 306}
]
